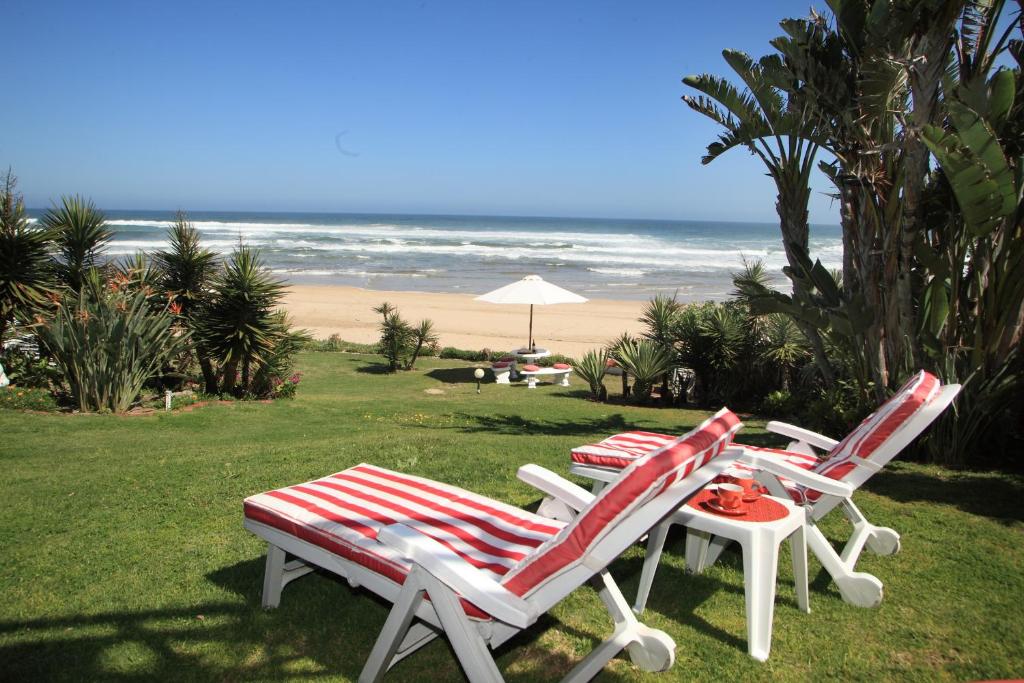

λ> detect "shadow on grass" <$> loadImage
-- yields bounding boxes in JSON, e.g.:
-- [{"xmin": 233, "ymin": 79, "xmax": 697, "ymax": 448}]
[
  {"xmin": 433, "ymin": 412, "xmax": 658, "ymax": 437},
  {"xmin": 355, "ymin": 363, "xmax": 396, "ymax": 375},
  {"xmin": 425, "ymin": 367, "xmax": 493, "ymax": 385},
  {"xmin": 865, "ymin": 465, "xmax": 1024, "ymax": 524}
]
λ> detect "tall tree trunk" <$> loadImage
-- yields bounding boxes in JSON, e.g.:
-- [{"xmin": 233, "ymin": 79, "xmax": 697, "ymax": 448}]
[
  {"xmin": 776, "ymin": 186, "xmax": 835, "ymax": 384},
  {"xmin": 221, "ymin": 358, "xmax": 238, "ymax": 395},
  {"xmin": 199, "ymin": 355, "xmax": 218, "ymax": 395},
  {"xmin": 901, "ymin": 19, "xmax": 956, "ymax": 373}
]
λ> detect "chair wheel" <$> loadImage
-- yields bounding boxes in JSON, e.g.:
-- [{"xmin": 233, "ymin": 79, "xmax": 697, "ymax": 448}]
[
  {"xmin": 626, "ymin": 625, "xmax": 676, "ymax": 672},
  {"xmin": 835, "ymin": 572, "xmax": 884, "ymax": 608},
  {"xmin": 865, "ymin": 528, "xmax": 901, "ymax": 556}
]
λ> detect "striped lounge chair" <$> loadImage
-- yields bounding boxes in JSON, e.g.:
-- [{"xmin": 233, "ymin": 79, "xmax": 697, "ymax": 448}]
[
  {"xmin": 244, "ymin": 410, "xmax": 744, "ymax": 682},
  {"xmin": 569, "ymin": 371, "xmax": 961, "ymax": 608}
]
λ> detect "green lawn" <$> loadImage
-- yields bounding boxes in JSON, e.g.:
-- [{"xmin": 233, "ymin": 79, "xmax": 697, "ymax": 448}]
[{"xmin": 1, "ymin": 352, "xmax": 1022, "ymax": 681}]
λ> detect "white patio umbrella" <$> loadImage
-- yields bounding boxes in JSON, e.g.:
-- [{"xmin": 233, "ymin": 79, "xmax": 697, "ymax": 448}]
[{"xmin": 475, "ymin": 275, "xmax": 588, "ymax": 351}]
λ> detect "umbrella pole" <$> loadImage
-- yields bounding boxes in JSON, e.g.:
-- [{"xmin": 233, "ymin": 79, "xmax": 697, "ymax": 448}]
[{"xmin": 528, "ymin": 304, "xmax": 534, "ymax": 351}]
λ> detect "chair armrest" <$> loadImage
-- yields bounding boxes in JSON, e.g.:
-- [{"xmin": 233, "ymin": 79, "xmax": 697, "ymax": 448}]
[
  {"xmin": 377, "ymin": 524, "xmax": 537, "ymax": 629},
  {"xmin": 765, "ymin": 421, "xmax": 839, "ymax": 451},
  {"xmin": 517, "ymin": 464, "xmax": 595, "ymax": 512},
  {"xmin": 739, "ymin": 450, "xmax": 854, "ymax": 498}
]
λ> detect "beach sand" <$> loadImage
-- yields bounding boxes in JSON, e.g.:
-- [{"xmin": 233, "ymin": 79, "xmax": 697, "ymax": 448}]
[{"xmin": 282, "ymin": 284, "xmax": 646, "ymax": 358}]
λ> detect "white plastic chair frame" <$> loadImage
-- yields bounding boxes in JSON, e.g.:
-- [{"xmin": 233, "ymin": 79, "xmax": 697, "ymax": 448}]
[
  {"xmin": 246, "ymin": 450, "xmax": 742, "ymax": 683},
  {"xmin": 570, "ymin": 384, "xmax": 961, "ymax": 609}
]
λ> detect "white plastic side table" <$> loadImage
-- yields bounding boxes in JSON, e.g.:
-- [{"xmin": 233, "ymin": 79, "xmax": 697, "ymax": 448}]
[{"xmin": 571, "ymin": 464, "xmax": 809, "ymax": 662}]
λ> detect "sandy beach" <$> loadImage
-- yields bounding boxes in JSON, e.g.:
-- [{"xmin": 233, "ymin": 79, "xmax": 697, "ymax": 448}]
[{"xmin": 282, "ymin": 284, "xmax": 646, "ymax": 358}]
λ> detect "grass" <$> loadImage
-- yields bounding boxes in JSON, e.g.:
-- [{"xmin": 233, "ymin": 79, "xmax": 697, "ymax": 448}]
[{"xmin": 1, "ymin": 351, "xmax": 1022, "ymax": 681}]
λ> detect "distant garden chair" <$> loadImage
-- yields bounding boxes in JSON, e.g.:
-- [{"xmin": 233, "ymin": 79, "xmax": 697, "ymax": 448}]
[
  {"xmin": 244, "ymin": 410, "xmax": 743, "ymax": 682},
  {"xmin": 568, "ymin": 371, "xmax": 960, "ymax": 608}
]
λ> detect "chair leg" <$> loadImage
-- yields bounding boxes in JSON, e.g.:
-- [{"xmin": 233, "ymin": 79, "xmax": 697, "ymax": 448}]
[
  {"xmin": 564, "ymin": 570, "xmax": 675, "ymax": 683},
  {"xmin": 840, "ymin": 499, "xmax": 900, "ymax": 560},
  {"xmin": 741, "ymin": 535, "xmax": 778, "ymax": 662},
  {"xmin": 261, "ymin": 544, "xmax": 286, "ymax": 608},
  {"xmin": 683, "ymin": 528, "xmax": 711, "ymax": 574},
  {"xmin": 420, "ymin": 571, "xmax": 504, "ymax": 683},
  {"xmin": 805, "ymin": 523, "xmax": 884, "ymax": 608},
  {"xmin": 633, "ymin": 521, "xmax": 670, "ymax": 614},
  {"xmin": 359, "ymin": 574, "xmax": 428, "ymax": 683},
  {"xmin": 790, "ymin": 524, "xmax": 810, "ymax": 614}
]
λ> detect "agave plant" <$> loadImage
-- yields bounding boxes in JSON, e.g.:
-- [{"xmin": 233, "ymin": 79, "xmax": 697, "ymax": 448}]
[
  {"xmin": 616, "ymin": 339, "xmax": 674, "ymax": 404},
  {"xmin": 574, "ymin": 349, "xmax": 608, "ymax": 400},
  {"xmin": 194, "ymin": 246, "xmax": 288, "ymax": 394},
  {"xmin": 34, "ymin": 273, "xmax": 185, "ymax": 412},
  {"xmin": 606, "ymin": 332, "xmax": 635, "ymax": 398},
  {"xmin": 42, "ymin": 195, "xmax": 111, "ymax": 291},
  {"xmin": 0, "ymin": 170, "xmax": 54, "ymax": 342}
]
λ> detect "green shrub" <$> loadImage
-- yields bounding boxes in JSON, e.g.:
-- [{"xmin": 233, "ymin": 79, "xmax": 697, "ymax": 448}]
[
  {"xmin": 34, "ymin": 275, "xmax": 185, "ymax": 413},
  {"xmin": 616, "ymin": 339, "xmax": 674, "ymax": 404},
  {"xmin": 0, "ymin": 386, "xmax": 59, "ymax": 411},
  {"xmin": 303, "ymin": 334, "xmax": 378, "ymax": 354},
  {"xmin": 373, "ymin": 303, "xmax": 438, "ymax": 371},
  {"xmin": 760, "ymin": 389, "xmax": 798, "ymax": 419},
  {"xmin": 0, "ymin": 348, "xmax": 60, "ymax": 389},
  {"xmin": 574, "ymin": 349, "xmax": 608, "ymax": 400}
]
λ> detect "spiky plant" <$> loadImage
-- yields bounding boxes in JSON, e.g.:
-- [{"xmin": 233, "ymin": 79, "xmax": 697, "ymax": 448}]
[
  {"xmin": 195, "ymin": 246, "xmax": 287, "ymax": 395},
  {"xmin": 640, "ymin": 294, "xmax": 681, "ymax": 398},
  {"xmin": 42, "ymin": 195, "xmax": 111, "ymax": 291},
  {"xmin": 405, "ymin": 319, "xmax": 439, "ymax": 370},
  {"xmin": 153, "ymin": 212, "xmax": 219, "ymax": 391},
  {"xmin": 606, "ymin": 331, "xmax": 635, "ymax": 398},
  {"xmin": 374, "ymin": 302, "xmax": 414, "ymax": 372},
  {"xmin": 574, "ymin": 349, "xmax": 608, "ymax": 400},
  {"xmin": 616, "ymin": 339, "xmax": 675, "ymax": 405},
  {"xmin": 34, "ymin": 272, "xmax": 184, "ymax": 412},
  {"xmin": 0, "ymin": 170, "xmax": 54, "ymax": 343},
  {"xmin": 759, "ymin": 313, "xmax": 810, "ymax": 389}
]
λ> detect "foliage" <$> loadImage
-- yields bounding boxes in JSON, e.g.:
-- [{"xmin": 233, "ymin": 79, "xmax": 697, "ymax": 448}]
[
  {"xmin": 152, "ymin": 212, "xmax": 219, "ymax": 392},
  {"xmin": 373, "ymin": 302, "xmax": 439, "ymax": 371},
  {"xmin": 0, "ymin": 385, "xmax": 59, "ymax": 411},
  {"xmin": 0, "ymin": 347, "xmax": 61, "ymax": 390},
  {"xmin": 194, "ymin": 246, "xmax": 305, "ymax": 396},
  {"xmin": 615, "ymin": 338, "xmax": 674, "ymax": 404},
  {"xmin": 41, "ymin": 195, "xmax": 111, "ymax": 291},
  {"xmin": 574, "ymin": 349, "xmax": 608, "ymax": 401},
  {"xmin": 0, "ymin": 170, "xmax": 54, "ymax": 343},
  {"xmin": 684, "ymin": 1, "xmax": 1024, "ymax": 465},
  {"xmin": 303, "ymin": 334, "xmax": 379, "ymax": 354},
  {"xmin": 33, "ymin": 273, "xmax": 185, "ymax": 413}
]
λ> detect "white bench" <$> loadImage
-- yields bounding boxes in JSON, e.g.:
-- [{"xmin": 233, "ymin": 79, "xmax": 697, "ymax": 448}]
[
  {"xmin": 518, "ymin": 366, "xmax": 572, "ymax": 388},
  {"xmin": 490, "ymin": 360, "xmax": 516, "ymax": 384}
]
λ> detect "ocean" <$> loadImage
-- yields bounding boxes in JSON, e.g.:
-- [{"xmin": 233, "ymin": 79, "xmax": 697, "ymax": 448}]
[{"xmin": 37, "ymin": 210, "xmax": 844, "ymax": 301}]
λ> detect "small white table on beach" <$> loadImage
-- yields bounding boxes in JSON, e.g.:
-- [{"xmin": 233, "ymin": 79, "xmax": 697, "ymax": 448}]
[{"xmin": 570, "ymin": 464, "xmax": 809, "ymax": 662}]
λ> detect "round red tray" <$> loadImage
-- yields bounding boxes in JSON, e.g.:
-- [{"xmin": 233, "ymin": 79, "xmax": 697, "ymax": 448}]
[{"xmin": 687, "ymin": 488, "xmax": 790, "ymax": 522}]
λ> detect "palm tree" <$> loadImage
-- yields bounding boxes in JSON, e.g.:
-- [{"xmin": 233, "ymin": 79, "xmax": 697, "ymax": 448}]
[
  {"xmin": 0, "ymin": 170, "xmax": 54, "ymax": 343},
  {"xmin": 682, "ymin": 44, "xmax": 834, "ymax": 383},
  {"xmin": 153, "ymin": 212, "xmax": 218, "ymax": 392},
  {"xmin": 42, "ymin": 195, "xmax": 111, "ymax": 291},
  {"xmin": 195, "ymin": 245, "xmax": 287, "ymax": 395}
]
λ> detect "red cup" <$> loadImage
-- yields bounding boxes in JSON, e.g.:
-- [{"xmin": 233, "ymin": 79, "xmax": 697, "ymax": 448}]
[
  {"xmin": 732, "ymin": 472, "xmax": 759, "ymax": 498},
  {"xmin": 717, "ymin": 483, "xmax": 743, "ymax": 510}
]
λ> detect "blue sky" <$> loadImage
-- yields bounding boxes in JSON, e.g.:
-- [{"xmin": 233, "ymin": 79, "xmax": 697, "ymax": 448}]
[{"xmin": 1, "ymin": 1, "xmax": 842, "ymax": 222}]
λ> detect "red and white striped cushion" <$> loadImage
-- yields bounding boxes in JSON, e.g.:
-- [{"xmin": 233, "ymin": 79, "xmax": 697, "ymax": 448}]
[
  {"xmin": 795, "ymin": 370, "xmax": 941, "ymax": 503},
  {"xmin": 504, "ymin": 408, "xmax": 743, "ymax": 597},
  {"xmin": 571, "ymin": 431, "xmax": 679, "ymax": 469},
  {"xmin": 244, "ymin": 463, "xmax": 567, "ymax": 618}
]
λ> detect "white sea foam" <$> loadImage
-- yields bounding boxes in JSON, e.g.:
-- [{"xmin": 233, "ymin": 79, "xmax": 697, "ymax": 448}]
[{"xmin": 587, "ymin": 267, "xmax": 647, "ymax": 277}]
